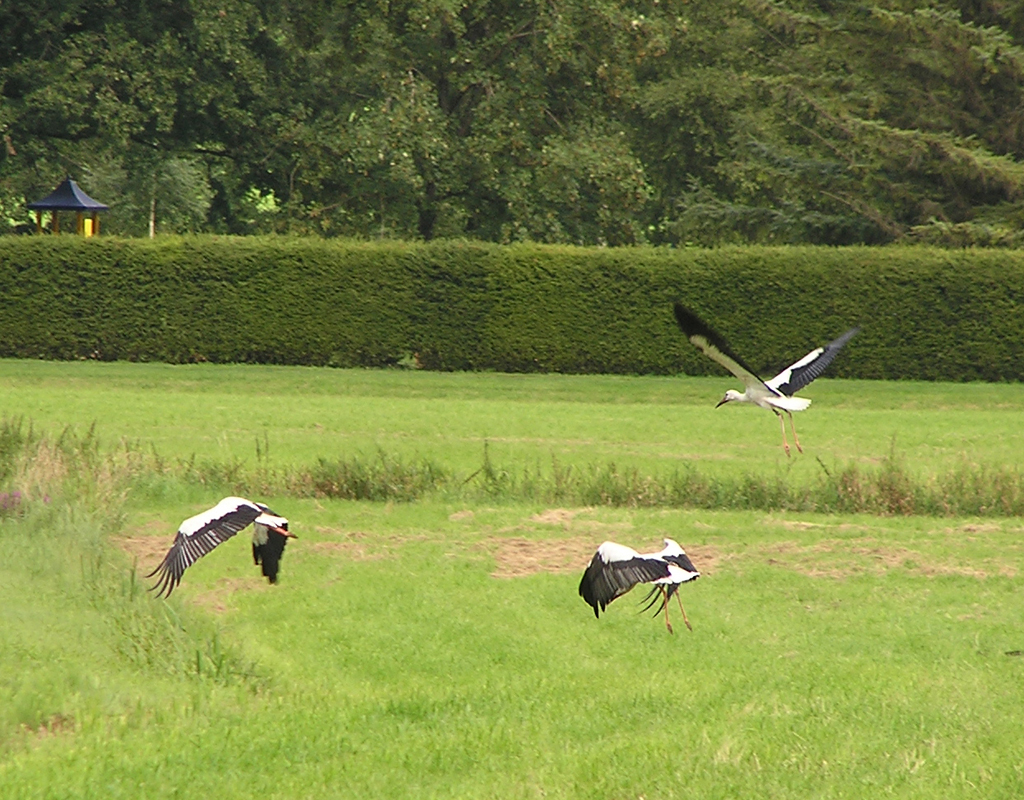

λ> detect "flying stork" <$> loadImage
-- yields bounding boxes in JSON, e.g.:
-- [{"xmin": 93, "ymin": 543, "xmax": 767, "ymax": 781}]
[
  {"xmin": 579, "ymin": 539, "xmax": 700, "ymax": 633},
  {"xmin": 673, "ymin": 303, "xmax": 858, "ymax": 456},
  {"xmin": 147, "ymin": 496, "xmax": 295, "ymax": 598}
]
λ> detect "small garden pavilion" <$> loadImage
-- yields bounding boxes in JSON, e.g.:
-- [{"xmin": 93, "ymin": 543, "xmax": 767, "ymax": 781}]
[{"xmin": 27, "ymin": 177, "xmax": 109, "ymax": 236}]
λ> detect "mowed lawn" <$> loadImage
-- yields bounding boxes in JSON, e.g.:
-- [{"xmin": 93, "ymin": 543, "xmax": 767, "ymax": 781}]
[
  {"xmin": 2, "ymin": 359, "xmax": 1024, "ymax": 479},
  {"xmin": 2, "ymin": 360, "xmax": 1024, "ymax": 798}
]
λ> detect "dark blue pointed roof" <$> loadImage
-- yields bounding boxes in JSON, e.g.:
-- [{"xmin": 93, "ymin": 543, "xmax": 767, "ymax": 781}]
[{"xmin": 27, "ymin": 177, "xmax": 109, "ymax": 211}]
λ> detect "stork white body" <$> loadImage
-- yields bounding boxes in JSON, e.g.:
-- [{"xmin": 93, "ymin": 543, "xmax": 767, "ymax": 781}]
[
  {"xmin": 673, "ymin": 303, "xmax": 858, "ymax": 455},
  {"xmin": 147, "ymin": 496, "xmax": 295, "ymax": 598},
  {"xmin": 579, "ymin": 539, "xmax": 700, "ymax": 633}
]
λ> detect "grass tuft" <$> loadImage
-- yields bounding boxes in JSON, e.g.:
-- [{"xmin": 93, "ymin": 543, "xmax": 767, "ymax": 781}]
[
  {"xmin": 164, "ymin": 445, "xmax": 1024, "ymax": 517},
  {"xmin": 304, "ymin": 448, "xmax": 449, "ymax": 501},
  {"xmin": 0, "ymin": 417, "xmax": 36, "ymax": 484},
  {"xmin": 7, "ymin": 414, "xmax": 1024, "ymax": 518},
  {"xmin": 0, "ymin": 419, "xmax": 266, "ymax": 750},
  {"xmin": 445, "ymin": 445, "xmax": 1024, "ymax": 516}
]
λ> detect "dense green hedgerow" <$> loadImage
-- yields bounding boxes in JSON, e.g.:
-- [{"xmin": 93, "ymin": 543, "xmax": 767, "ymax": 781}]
[{"xmin": 1, "ymin": 237, "xmax": 1023, "ymax": 380}]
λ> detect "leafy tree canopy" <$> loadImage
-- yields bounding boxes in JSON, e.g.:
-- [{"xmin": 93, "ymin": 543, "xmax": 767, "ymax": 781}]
[{"xmin": 2, "ymin": 0, "xmax": 1023, "ymax": 245}]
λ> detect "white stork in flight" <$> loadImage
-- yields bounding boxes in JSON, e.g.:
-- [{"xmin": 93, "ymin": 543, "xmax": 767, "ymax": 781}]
[
  {"xmin": 673, "ymin": 303, "xmax": 858, "ymax": 456},
  {"xmin": 579, "ymin": 539, "xmax": 700, "ymax": 633},
  {"xmin": 147, "ymin": 497, "xmax": 295, "ymax": 598}
]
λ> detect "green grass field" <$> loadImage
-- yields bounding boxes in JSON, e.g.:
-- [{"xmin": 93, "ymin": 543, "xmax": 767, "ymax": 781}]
[
  {"xmin": 2, "ymin": 360, "xmax": 1024, "ymax": 798},
  {"xmin": 3, "ymin": 358, "xmax": 1024, "ymax": 477}
]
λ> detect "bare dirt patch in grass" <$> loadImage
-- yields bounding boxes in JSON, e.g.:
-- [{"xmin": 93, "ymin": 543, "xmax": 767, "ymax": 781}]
[
  {"xmin": 113, "ymin": 531, "xmax": 171, "ymax": 573},
  {"xmin": 575, "ymin": 518, "xmax": 636, "ymax": 536},
  {"xmin": 530, "ymin": 507, "xmax": 638, "ymax": 538},
  {"xmin": 190, "ymin": 577, "xmax": 267, "ymax": 615},
  {"xmin": 530, "ymin": 508, "xmax": 592, "ymax": 527},
  {"xmin": 310, "ymin": 541, "xmax": 387, "ymax": 561},
  {"xmin": 765, "ymin": 517, "xmax": 872, "ymax": 535},
  {"xmin": 22, "ymin": 713, "xmax": 75, "ymax": 741},
  {"xmin": 958, "ymin": 523, "xmax": 1002, "ymax": 534},
  {"xmin": 483, "ymin": 528, "xmax": 1013, "ymax": 582},
  {"xmin": 310, "ymin": 529, "xmax": 429, "ymax": 562},
  {"xmin": 487, "ymin": 508, "xmax": 636, "ymax": 541},
  {"xmin": 760, "ymin": 538, "xmax": 1005, "ymax": 579},
  {"xmin": 778, "ymin": 520, "xmax": 826, "ymax": 531},
  {"xmin": 488, "ymin": 537, "xmax": 597, "ymax": 578},
  {"xmin": 677, "ymin": 544, "xmax": 726, "ymax": 576}
]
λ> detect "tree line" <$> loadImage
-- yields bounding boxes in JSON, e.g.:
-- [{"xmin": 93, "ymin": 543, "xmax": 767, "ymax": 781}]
[{"xmin": 2, "ymin": 0, "xmax": 1024, "ymax": 246}]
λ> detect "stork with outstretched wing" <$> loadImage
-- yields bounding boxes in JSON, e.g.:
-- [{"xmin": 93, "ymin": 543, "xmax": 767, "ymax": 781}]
[
  {"xmin": 579, "ymin": 539, "xmax": 700, "ymax": 633},
  {"xmin": 673, "ymin": 303, "xmax": 858, "ymax": 455},
  {"xmin": 147, "ymin": 496, "xmax": 296, "ymax": 598}
]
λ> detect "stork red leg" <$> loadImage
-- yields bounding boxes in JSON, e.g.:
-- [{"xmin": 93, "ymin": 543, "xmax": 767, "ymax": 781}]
[
  {"xmin": 675, "ymin": 591, "xmax": 693, "ymax": 631},
  {"xmin": 661, "ymin": 586, "xmax": 674, "ymax": 634},
  {"xmin": 778, "ymin": 412, "xmax": 791, "ymax": 457},
  {"xmin": 787, "ymin": 411, "xmax": 803, "ymax": 454}
]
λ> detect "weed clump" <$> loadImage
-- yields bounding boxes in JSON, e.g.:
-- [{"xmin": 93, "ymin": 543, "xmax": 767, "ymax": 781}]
[
  {"xmin": 0, "ymin": 417, "xmax": 264, "ymax": 698},
  {"xmin": 449, "ymin": 445, "xmax": 1024, "ymax": 516},
  {"xmin": 5, "ymin": 416, "xmax": 1024, "ymax": 519},
  {"xmin": 303, "ymin": 450, "xmax": 449, "ymax": 501}
]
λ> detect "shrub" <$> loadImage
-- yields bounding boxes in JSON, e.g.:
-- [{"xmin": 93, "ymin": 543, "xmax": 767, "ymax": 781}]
[{"xmin": 2, "ymin": 237, "xmax": 1024, "ymax": 380}]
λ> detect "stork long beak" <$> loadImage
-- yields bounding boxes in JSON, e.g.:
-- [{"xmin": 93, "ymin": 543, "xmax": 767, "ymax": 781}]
[
  {"xmin": 715, "ymin": 397, "xmax": 729, "ymax": 408},
  {"xmin": 272, "ymin": 526, "xmax": 297, "ymax": 538}
]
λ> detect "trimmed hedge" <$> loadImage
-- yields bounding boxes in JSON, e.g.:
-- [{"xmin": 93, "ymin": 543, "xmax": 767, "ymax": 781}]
[{"xmin": 1, "ymin": 237, "xmax": 1023, "ymax": 381}]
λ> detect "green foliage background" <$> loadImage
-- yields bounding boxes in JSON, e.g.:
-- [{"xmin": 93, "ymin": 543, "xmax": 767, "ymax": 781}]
[
  {"xmin": 4, "ymin": 0, "xmax": 1024, "ymax": 245},
  {"xmin": 2, "ymin": 237, "xmax": 1022, "ymax": 380}
]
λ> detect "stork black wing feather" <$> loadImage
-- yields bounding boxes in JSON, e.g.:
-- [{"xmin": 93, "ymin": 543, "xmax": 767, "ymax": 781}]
[
  {"xmin": 147, "ymin": 502, "xmax": 263, "ymax": 598},
  {"xmin": 768, "ymin": 328, "xmax": 859, "ymax": 396},
  {"xmin": 579, "ymin": 554, "xmax": 670, "ymax": 617},
  {"xmin": 663, "ymin": 551, "xmax": 699, "ymax": 574},
  {"xmin": 641, "ymin": 585, "xmax": 666, "ymax": 615},
  {"xmin": 673, "ymin": 303, "xmax": 766, "ymax": 383}
]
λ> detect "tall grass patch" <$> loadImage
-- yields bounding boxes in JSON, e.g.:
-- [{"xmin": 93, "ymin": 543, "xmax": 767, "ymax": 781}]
[
  {"xmin": 185, "ymin": 445, "xmax": 1024, "ymax": 517},
  {"xmin": 0, "ymin": 423, "xmax": 263, "ymax": 755},
  {"xmin": 5, "ymin": 362, "xmax": 1024, "ymax": 516}
]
